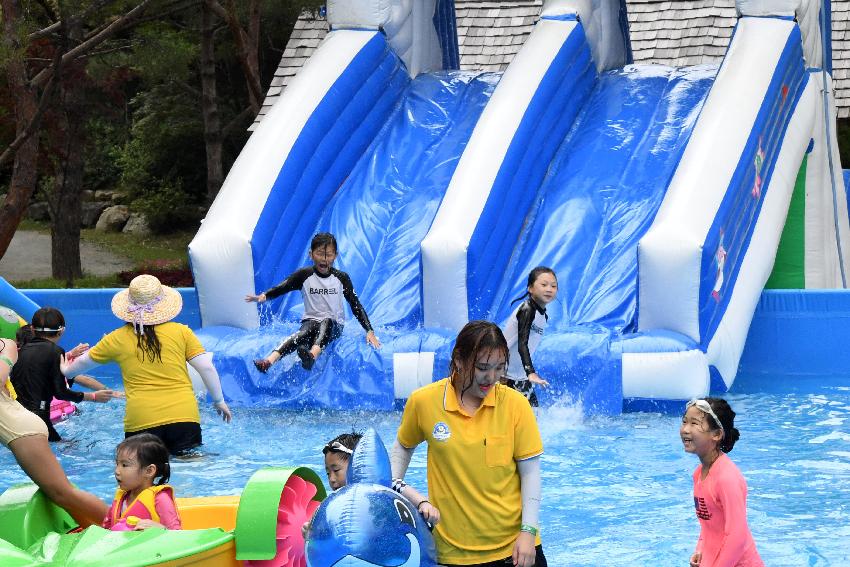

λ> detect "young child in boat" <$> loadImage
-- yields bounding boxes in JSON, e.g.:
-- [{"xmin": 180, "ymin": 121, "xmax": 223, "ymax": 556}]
[{"xmin": 103, "ymin": 433, "xmax": 182, "ymax": 531}]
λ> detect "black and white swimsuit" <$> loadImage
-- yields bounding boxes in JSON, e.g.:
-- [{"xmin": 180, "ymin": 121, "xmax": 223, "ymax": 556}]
[
  {"xmin": 264, "ymin": 267, "xmax": 373, "ymax": 331},
  {"xmin": 503, "ymin": 297, "xmax": 548, "ymax": 383}
]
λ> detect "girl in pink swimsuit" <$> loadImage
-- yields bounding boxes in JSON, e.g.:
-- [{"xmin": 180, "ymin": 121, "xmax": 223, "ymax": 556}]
[{"xmin": 681, "ymin": 398, "xmax": 763, "ymax": 567}]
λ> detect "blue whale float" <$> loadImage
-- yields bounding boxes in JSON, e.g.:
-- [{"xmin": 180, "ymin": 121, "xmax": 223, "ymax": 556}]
[{"xmin": 306, "ymin": 428, "xmax": 437, "ymax": 566}]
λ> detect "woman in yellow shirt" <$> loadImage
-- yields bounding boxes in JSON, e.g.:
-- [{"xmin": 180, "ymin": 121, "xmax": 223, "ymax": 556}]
[
  {"xmin": 391, "ymin": 321, "xmax": 546, "ymax": 567},
  {"xmin": 62, "ymin": 275, "xmax": 231, "ymax": 455}
]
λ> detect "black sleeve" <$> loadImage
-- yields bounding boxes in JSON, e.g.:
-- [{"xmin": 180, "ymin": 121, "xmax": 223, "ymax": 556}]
[
  {"xmin": 50, "ymin": 345, "xmax": 84, "ymax": 403},
  {"xmin": 515, "ymin": 302, "xmax": 536, "ymax": 376},
  {"xmin": 337, "ymin": 270, "xmax": 373, "ymax": 332},
  {"xmin": 263, "ymin": 267, "xmax": 313, "ymax": 300}
]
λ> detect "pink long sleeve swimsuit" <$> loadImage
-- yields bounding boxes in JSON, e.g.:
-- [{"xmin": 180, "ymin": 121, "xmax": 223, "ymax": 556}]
[{"xmin": 692, "ymin": 453, "xmax": 763, "ymax": 567}]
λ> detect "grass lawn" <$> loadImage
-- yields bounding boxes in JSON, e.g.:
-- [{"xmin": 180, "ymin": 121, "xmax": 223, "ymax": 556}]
[{"xmin": 13, "ymin": 220, "xmax": 195, "ymax": 289}]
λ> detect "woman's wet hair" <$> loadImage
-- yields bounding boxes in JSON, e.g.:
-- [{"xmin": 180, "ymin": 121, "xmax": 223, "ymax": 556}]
[
  {"xmin": 134, "ymin": 325, "xmax": 163, "ymax": 363},
  {"xmin": 116, "ymin": 433, "xmax": 171, "ymax": 485},
  {"xmin": 31, "ymin": 307, "xmax": 65, "ymax": 338},
  {"xmin": 511, "ymin": 266, "xmax": 557, "ymax": 305},
  {"xmin": 323, "ymin": 432, "xmax": 362, "ymax": 458},
  {"xmin": 449, "ymin": 320, "xmax": 509, "ymax": 396},
  {"xmin": 703, "ymin": 397, "xmax": 740, "ymax": 453},
  {"xmin": 311, "ymin": 232, "xmax": 338, "ymax": 254}
]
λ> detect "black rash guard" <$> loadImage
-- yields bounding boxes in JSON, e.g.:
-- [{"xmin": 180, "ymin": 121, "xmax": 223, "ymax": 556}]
[
  {"xmin": 263, "ymin": 266, "xmax": 373, "ymax": 332},
  {"xmin": 11, "ymin": 337, "xmax": 84, "ymax": 410},
  {"xmin": 504, "ymin": 297, "xmax": 548, "ymax": 379}
]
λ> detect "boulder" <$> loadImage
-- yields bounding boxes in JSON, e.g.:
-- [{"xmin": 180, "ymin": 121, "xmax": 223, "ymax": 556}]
[
  {"xmin": 26, "ymin": 202, "xmax": 50, "ymax": 222},
  {"xmin": 95, "ymin": 205, "xmax": 130, "ymax": 232},
  {"xmin": 81, "ymin": 202, "xmax": 108, "ymax": 228},
  {"xmin": 122, "ymin": 213, "xmax": 151, "ymax": 236}
]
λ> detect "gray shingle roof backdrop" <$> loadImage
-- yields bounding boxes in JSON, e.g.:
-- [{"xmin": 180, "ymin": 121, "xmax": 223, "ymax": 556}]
[{"xmin": 252, "ymin": 0, "xmax": 850, "ymax": 128}]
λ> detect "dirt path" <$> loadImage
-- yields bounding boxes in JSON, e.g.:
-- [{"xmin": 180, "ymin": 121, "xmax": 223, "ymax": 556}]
[{"xmin": 0, "ymin": 230, "xmax": 134, "ymax": 283}]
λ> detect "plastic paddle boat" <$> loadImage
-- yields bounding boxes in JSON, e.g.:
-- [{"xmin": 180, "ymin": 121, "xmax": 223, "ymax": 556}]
[{"xmin": 0, "ymin": 466, "xmax": 325, "ymax": 566}]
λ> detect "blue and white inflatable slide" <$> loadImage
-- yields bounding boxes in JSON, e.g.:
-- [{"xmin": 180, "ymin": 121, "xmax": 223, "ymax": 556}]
[{"xmin": 189, "ymin": 0, "xmax": 850, "ymax": 413}]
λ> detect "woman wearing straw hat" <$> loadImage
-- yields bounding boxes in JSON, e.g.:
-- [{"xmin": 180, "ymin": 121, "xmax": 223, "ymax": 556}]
[
  {"xmin": 62, "ymin": 275, "xmax": 231, "ymax": 455},
  {"xmin": 2, "ymin": 334, "xmax": 109, "ymax": 527}
]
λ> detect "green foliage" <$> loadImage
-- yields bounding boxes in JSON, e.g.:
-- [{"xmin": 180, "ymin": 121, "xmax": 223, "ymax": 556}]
[
  {"xmin": 117, "ymin": 84, "xmax": 206, "ymax": 233},
  {"xmin": 131, "ymin": 179, "xmax": 203, "ymax": 234},
  {"xmin": 130, "ymin": 22, "xmax": 199, "ymax": 84}
]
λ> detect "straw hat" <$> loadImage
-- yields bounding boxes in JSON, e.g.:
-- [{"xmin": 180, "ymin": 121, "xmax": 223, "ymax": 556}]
[{"xmin": 112, "ymin": 275, "xmax": 182, "ymax": 330}]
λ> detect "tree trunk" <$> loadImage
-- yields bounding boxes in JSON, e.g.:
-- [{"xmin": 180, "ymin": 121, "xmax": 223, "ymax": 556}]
[
  {"xmin": 0, "ymin": 0, "xmax": 41, "ymax": 260},
  {"xmin": 209, "ymin": 0, "xmax": 263, "ymax": 115},
  {"xmin": 200, "ymin": 2, "xmax": 224, "ymax": 204},
  {"xmin": 50, "ymin": 25, "xmax": 86, "ymax": 284}
]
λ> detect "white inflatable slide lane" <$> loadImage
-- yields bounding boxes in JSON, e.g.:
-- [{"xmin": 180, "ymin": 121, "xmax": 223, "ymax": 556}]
[
  {"xmin": 421, "ymin": 16, "xmax": 581, "ymax": 330},
  {"xmin": 627, "ymin": 17, "xmax": 816, "ymax": 402},
  {"xmin": 189, "ymin": 32, "xmax": 380, "ymax": 328}
]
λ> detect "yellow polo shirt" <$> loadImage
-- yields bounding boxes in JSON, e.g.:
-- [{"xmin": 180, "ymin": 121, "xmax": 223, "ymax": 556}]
[
  {"xmin": 397, "ymin": 378, "xmax": 543, "ymax": 565},
  {"xmin": 89, "ymin": 322, "xmax": 205, "ymax": 432}
]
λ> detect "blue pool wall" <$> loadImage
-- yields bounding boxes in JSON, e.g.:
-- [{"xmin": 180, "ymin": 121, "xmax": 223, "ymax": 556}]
[{"xmin": 18, "ymin": 288, "xmax": 850, "ymax": 394}]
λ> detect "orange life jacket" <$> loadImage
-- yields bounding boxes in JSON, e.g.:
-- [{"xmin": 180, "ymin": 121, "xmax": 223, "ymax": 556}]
[{"xmin": 105, "ymin": 484, "xmax": 175, "ymax": 531}]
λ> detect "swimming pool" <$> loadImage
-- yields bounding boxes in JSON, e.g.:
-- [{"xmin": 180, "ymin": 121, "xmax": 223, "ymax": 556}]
[{"xmin": 2, "ymin": 374, "xmax": 847, "ymax": 566}]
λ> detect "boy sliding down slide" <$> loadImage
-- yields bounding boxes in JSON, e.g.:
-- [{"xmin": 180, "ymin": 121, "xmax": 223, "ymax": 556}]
[{"xmin": 246, "ymin": 232, "xmax": 381, "ymax": 372}]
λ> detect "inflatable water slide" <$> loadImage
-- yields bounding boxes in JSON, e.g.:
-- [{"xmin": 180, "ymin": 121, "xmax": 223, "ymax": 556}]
[{"xmin": 189, "ymin": 0, "xmax": 850, "ymax": 414}]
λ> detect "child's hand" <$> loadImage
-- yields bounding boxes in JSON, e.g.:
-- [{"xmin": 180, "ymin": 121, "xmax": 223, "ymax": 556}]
[
  {"xmin": 133, "ymin": 519, "xmax": 164, "ymax": 530},
  {"xmin": 417, "ymin": 501, "xmax": 440, "ymax": 525},
  {"xmin": 90, "ymin": 389, "xmax": 116, "ymax": 403},
  {"xmin": 689, "ymin": 552, "xmax": 702, "ymax": 567},
  {"xmin": 527, "ymin": 373, "xmax": 549, "ymax": 387},
  {"xmin": 245, "ymin": 293, "xmax": 266, "ymax": 303},
  {"xmin": 366, "ymin": 331, "xmax": 381, "ymax": 349}
]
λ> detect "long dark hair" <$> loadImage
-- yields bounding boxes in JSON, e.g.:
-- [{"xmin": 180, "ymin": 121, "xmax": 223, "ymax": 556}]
[
  {"xmin": 511, "ymin": 266, "xmax": 557, "ymax": 305},
  {"xmin": 133, "ymin": 325, "xmax": 163, "ymax": 363},
  {"xmin": 703, "ymin": 397, "xmax": 741, "ymax": 453},
  {"xmin": 117, "ymin": 433, "xmax": 171, "ymax": 485},
  {"xmin": 449, "ymin": 320, "xmax": 509, "ymax": 405}
]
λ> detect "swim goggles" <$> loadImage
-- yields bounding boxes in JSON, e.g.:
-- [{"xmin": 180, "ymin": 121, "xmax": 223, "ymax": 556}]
[
  {"xmin": 323, "ymin": 441, "xmax": 354, "ymax": 455},
  {"xmin": 32, "ymin": 326, "xmax": 65, "ymax": 332},
  {"xmin": 685, "ymin": 399, "xmax": 724, "ymax": 434}
]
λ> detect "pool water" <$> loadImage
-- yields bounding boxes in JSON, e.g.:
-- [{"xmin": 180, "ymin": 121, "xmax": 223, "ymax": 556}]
[{"xmin": 2, "ymin": 381, "xmax": 849, "ymax": 566}]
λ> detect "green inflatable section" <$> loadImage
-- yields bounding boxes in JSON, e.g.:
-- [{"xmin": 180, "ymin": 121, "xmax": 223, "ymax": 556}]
[
  {"xmin": 0, "ymin": 466, "xmax": 327, "ymax": 566},
  {"xmin": 0, "ymin": 306, "xmax": 24, "ymax": 340},
  {"xmin": 235, "ymin": 466, "xmax": 326, "ymax": 560},
  {"xmin": 766, "ymin": 155, "xmax": 807, "ymax": 289}
]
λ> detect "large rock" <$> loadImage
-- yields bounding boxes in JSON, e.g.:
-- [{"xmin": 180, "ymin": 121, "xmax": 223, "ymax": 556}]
[
  {"xmin": 81, "ymin": 202, "xmax": 108, "ymax": 228},
  {"xmin": 95, "ymin": 205, "xmax": 130, "ymax": 232},
  {"xmin": 26, "ymin": 202, "xmax": 50, "ymax": 222},
  {"xmin": 122, "ymin": 213, "xmax": 151, "ymax": 236}
]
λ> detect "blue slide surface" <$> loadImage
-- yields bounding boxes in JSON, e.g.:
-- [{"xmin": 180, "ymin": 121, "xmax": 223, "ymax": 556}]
[
  {"xmin": 202, "ymin": 71, "xmax": 498, "ymax": 408},
  {"xmin": 492, "ymin": 65, "xmax": 716, "ymax": 412}
]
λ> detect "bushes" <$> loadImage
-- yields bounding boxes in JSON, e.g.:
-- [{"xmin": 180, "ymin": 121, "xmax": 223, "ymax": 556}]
[{"xmin": 118, "ymin": 259, "xmax": 194, "ymax": 287}]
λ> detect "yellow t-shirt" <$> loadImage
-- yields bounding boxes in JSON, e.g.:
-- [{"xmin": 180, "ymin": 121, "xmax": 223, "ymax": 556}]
[
  {"xmin": 397, "ymin": 378, "xmax": 543, "ymax": 565},
  {"xmin": 89, "ymin": 322, "xmax": 205, "ymax": 432}
]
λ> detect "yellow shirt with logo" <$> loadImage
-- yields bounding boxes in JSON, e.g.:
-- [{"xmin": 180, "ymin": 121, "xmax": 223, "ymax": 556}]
[
  {"xmin": 397, "ymin": 377, "xmax": 543, "ymax": 565},
  {"xmin": 89, "ymin": 322, "xmax": 205, "ymax": 432}
]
